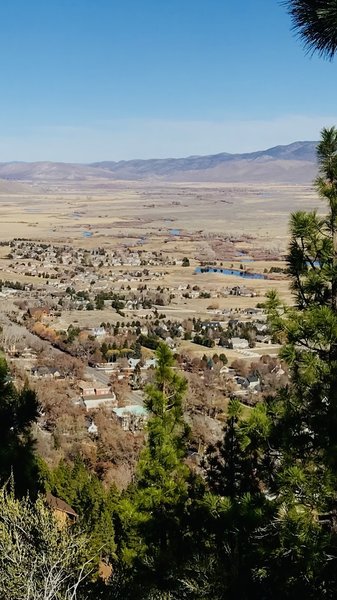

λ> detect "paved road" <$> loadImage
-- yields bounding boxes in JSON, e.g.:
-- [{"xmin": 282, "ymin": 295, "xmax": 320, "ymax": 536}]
[
  {"xmin": 2, "ymin": 304, "xmax": 113, "ymax": 386},
  {"xmin": 86, "ymin": 366, "xmax": 111, "ymax": 385}
]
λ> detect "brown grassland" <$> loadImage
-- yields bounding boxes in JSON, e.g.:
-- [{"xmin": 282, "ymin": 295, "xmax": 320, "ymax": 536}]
[{"xmin": 0, "ymin": 179, "xmax": 321, "ymax": 363}]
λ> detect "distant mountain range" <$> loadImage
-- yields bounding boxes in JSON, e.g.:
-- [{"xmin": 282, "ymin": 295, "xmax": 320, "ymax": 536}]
[{"xmin": 0, "ymin": 141, "xmax": 318, "ymax": 184}]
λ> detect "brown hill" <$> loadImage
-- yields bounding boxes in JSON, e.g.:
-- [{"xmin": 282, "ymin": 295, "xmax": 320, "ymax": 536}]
[{"xmin": 0, "ymin": 141, "xmax": 318, "ymax": 184}]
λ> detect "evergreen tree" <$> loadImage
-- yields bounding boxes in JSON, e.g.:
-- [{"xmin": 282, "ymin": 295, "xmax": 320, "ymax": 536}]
[
  {"xmin": 204, "ymin": 399, "xmax": 261, "ymax": 499},
  {"xmin": 198, "ymin": 399, "xmax": 273, "ymax": 600},
  {"xmin": 48, "ymin": 458, "xmax": 117, "ymax": 561},
  {"xmin": 115, "ymin": 343, "xmax": 192, "ymax": 596},
  {"xmin": 262, "ymin": 127, "xmax": 337, "ymax": 597},
  {"xmin": 285, "ymin": 0, "xmax": 337, "ymax": 59},
  {"xmin": 266, "ymin": 127, "xmax": 337, "ymax": 472},
  {"xmin": 0, "ymin": 358, "xmax": 40, "ymax": 495}
]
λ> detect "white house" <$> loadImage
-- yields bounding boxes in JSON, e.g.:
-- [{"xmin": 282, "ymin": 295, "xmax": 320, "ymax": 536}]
[{"xmin": 230, "ymin": 337, "xmax": 249, "ymax": 350}]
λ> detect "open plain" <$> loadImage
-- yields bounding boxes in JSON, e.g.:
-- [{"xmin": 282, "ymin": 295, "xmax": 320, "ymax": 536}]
[
  {"xmin": 0, "ymin": 171, "xmax": 319, "ymax": 488},
  {"xmin": 0, "ymin": 178, "xmax": 321, "ymax": 362},
  {"xmin": 0, "ymin": 179, "xmax": 320, "ymax": 242}
]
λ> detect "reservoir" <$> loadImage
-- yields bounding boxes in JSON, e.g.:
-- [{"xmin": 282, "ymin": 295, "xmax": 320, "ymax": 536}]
[{"xmin": 195, "ymin": 266, "xmax": 266, "ymax": 280}]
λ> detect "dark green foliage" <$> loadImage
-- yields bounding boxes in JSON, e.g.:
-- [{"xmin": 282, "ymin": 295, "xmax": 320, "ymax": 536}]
[
  {"xmin": 262, "ymin": 127, "xmax": 337, "ymax": 595},
  {"xmin": 193, "ymin": 334, "xmax": 215, "ymax": 347},
  {"xmin": 10, "ymin": 129, "xmax": 337, "ymax": 595},
  {"xmin": 266, "ymin": 128, "xmax": 337, "ymax": 468},
  {"xmin": 0, "ymin": 358, "xmax": 40, "ymax": 496},
  {"xmin": 113, "ymin": 344, "xmax": 196, "ymax": 593},
  {"xmin": 138, "ymin": 334, "xmax": 160, "ymax": 350},
  {"xmin": 47, "ymin": 458, "xmax": 117, "ymax": 560},
  {"xmin": 95, "ymin": 294, "xmax": 105, "ymax": 310},
  {"xmin": 285, "ymin": 0, "xmax": 337, "ymax": 59},
  {"xmin": 204, "ymin": 399, "xmax": 261, "ymax": 499}
]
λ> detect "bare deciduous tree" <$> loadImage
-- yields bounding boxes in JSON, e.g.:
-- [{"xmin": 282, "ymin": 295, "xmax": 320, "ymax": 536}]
[{"xmin": 0, "ymin": 485, "xmax": 95, "ymax": 600}]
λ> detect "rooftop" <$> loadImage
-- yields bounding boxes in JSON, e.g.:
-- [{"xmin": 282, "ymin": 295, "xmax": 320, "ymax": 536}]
[{"xmin": 113, "ymin": 405, "xmax": 149, "ymax": 418}]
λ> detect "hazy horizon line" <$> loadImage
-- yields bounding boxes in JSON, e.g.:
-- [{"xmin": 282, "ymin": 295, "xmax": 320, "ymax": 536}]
[{"xmin": 0, "ymin": 138, "xmax": 318, "ymax": 166}]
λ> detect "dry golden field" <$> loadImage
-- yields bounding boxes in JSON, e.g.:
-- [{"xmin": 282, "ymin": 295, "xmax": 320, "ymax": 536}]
[
  {"xmin": 0, "ymin": 180, "xmax": 320, "ymax": 247},
  {"xmin": 0, "ymin": 179, "xmax": 320, "ymax": 363}
]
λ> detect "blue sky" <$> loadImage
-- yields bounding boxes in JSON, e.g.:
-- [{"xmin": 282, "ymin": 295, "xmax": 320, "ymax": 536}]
[{"xmin": 0, "ymin": 0, "xmax": 336, "ymax": 161}]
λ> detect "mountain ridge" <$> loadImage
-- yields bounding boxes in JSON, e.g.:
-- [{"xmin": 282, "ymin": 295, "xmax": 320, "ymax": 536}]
[{"xmin": 0, "ymin": 141, "xmax": 318, "ymax": 184}]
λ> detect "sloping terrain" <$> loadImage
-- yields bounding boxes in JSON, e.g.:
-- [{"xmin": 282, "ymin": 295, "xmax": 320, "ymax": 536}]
[
  {"xmin": 0, "ymin": 161, "xmax": 116, "ymax": 182},
  {"xmin": 0, "ymin": 141, "xmax": 318, "ymax": 183}
]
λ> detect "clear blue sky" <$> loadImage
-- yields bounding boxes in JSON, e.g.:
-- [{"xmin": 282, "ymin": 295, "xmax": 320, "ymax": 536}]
[{"xmin": 0, "ymin": 0, "xmax": 336, "ymax": 161}]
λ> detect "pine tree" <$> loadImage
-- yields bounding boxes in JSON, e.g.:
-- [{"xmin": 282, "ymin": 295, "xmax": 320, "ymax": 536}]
[
  {"xmin": 262, "ymin": 127, "xmax": 337, "ymax": 597},
  {"xmin": 48, "ymin": 458, "xmax": 117, "ymax": 560},
  {"xmin": 204, "ymin": 401, "xmax": 249, "ymax": 495},
  {"xmin": 197, "ymin": 399, "xmax": 273, "ymax": 600},
  {"xmin": 266, "ymin": 128, "xmax": 337, "ymax": 473},
  {"xmin": 0, "ymin": 358, "xmax": 40, "ymax": 495},
  {"xmin": 285, "ymin": 0, "xmax": 337, "ymax": 60},
  {"xmin": 115, "ymin": 343, "xmax": 192, "ymax": 595}
]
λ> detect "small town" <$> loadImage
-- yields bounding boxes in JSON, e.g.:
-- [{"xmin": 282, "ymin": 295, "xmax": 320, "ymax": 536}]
[
  {"xmin": 2, "ymin": 1, "xmax": 337, "ymax": 598},
  {"xmin": 0, "ymin": 235, "xmax": 287, "ymax": 490}
]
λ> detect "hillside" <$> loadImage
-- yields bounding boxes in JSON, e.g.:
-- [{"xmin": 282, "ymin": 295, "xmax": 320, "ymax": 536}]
[{"xmin": 0, "ymin": 141, "xmax": 318, "ymax": 183}]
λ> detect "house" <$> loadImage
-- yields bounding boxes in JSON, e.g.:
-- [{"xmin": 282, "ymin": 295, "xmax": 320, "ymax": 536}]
[
  {"xmin": 128, "ymin": 358, "xmax": 140, "ymax": 370},
  {"xmin": 21, "ymin": 347, "xmax": 38, "ymax": 360},
  {"xmin": 92, "ymin": 326, "xmax": 106, "ymax": 338},
  {"xmin": 46, "ymin": 492, "xmax": 78, "ymax": 526},
  {"xmin": 247, "ymin": 374, "xmax": 261, "ymax": 391},
  {"xmin": 243, "ymin": 308, "xmax": 261, "ymax": 316},
  {"xmin": 229, "ymin": 286, "xmax": 255, "ymax": 297},
  {"xmin": 235, "ymin": 375, "xmax": 249, "ymax": 388},
  {"xmin": 271, "ymin": 365, "xmax": 285, "ymax": 378},
  {"xmin": 79, "ymin": 381, "xmax": 96, "ymax": 396},
  {"xmin": 31, "ymin": 366, "xmax": 61, "ymax": 379},
  {"xmin": 143, "ymin": 358, "xmax": 157, "ymax": 369},
  {"xmin": 256, "ymin": 334, "xmax": 272, "ymax": 344},
  {"xmin": 79, "ymin": 380, "xmax": 117, "ymax": 410},
  {"xmin": 165, "ymin": 336, "xmax": 176, "ymax": 350},
  {"xmin": 82, "ymin": 392, "xmax": 117, "ymax": 411},
  {"xmin": 235, "ymin": 374, "xmax": 260, "ymax": 391},
  {"xmin": 113, "ymin": 404, "xmax": 148, "ymax": 432},
  {"xmin": 94, "ymin": 384, "xmax": 111, "ymax": 396},
  {"xmin": 220, "ymin": 365, "xmax": 232, "ymax": 375},
  {"xmin": 177, "ymin": 325, "xmax": 185, "ymax": 336},
  {"xmin": 228, "ymin": 318, "xmax": 240, "ymax": 329},
  {"xmin": 230, "ymin": 337, "xmax": 249, "ymax": 350},
  {"xmin": 255, "ymin": 323, "xmax": 268, "ymax": 334}
]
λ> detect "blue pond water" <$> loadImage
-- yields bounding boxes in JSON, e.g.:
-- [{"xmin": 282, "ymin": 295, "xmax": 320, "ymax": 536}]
[
  {"xmin": 170, "ymin": 228, "xmax": 180, "ymax": 236},
  {"xmin": 195, "ymin": 266, "xmax": 266, "ymax": 280},
  {"xmin": 83, "ymin": 231, "xmax": 93, "ymax": 238}
]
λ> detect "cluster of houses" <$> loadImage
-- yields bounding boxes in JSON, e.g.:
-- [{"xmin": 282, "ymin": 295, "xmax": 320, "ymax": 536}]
[
  {"xmin": 78, "ymin": 380, "xmax": 148, "ymax": 432},
  {"xmin": 227, "ymin": 285, "xmax": 257, "ymax": 297},
  {"xmin": 79, "ymin": 381, "xmax": 117, "ymax": 410},
  {"xmin": 7, "ymin": 240, "xmax": 178, "ymax": 277}
]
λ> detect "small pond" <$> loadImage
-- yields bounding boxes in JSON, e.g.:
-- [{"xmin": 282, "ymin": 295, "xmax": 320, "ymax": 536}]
[{"xmin": 195, "ymin": 266, "xmax": 266, "ymax": 280}]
